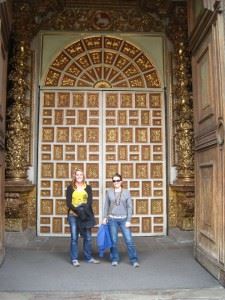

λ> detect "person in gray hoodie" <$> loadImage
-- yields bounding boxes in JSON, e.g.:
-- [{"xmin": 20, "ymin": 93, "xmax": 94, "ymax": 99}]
[{"xmin": 103, "ymin": 173, "xmax": 140, "ymax": 267}]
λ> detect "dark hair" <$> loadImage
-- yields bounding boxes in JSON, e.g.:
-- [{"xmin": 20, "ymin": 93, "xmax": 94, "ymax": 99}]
[{"xmin": 112, "ymin": 173, "xmax": 122, "ymax": 181}]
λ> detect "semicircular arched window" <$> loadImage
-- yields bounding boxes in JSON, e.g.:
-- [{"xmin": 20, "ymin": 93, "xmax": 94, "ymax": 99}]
[{"xmin": 44, "ymin": 36, "xmax": 161, "ymax": 88}]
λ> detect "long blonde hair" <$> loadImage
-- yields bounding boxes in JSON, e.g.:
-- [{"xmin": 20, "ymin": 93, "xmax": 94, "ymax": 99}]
[{"xmin": 71, "ymin": 168, "xmax": 86, "ymax": 189}]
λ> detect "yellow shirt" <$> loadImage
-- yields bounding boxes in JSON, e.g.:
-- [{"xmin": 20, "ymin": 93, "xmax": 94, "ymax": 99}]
[{"xmin": 72, "ymin": 186, "xmax": 88, "ymax": 207}]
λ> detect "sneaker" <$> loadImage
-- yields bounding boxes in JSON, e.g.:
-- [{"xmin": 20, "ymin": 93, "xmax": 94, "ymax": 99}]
[
  {"xmin": 133, "ymin": 262, "xmax": 140, "ymax": 268},
  {"xmin": 112, "ymin": 261, "xmax": 118, "ymax": 266},
  {"xmin": 72, "ymin": 260, "xmax": 80, "ymax": 267},
  {"xmin": 88, "ymin": 258, "xmax": 100, "ymax": 264}
]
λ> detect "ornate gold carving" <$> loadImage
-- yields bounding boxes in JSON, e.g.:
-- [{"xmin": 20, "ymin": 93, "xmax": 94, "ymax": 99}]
[
  {"xmin": 142, "ymin": 145, "xmax": 151, "ymax": 160},
  {"xmin": 142, "ymin": 217, "xmax": 152, "ymax": 233},
  {"xmin": 150, "ymin": 128, "xmax": 162, "ymax": 143},
  {"xmin": 136, "ymin": 200, "xmax": 148, "ymax": 214},
  {"xmin": 151, "ymin": 163, "xmax": 163, "ymax": 178},
  {"xmin": 41, "ymin": 199, "xmax": 53, "ymax": 215},
  {"xmin": 167, "ymin": 3, "xmax": 194, "ymax": 182},
  {"xmin": 136, "ymin": 128, "xmax": 148, "ymax": 143},
  {"xmin": 135, "ymin": 94, "xmax": 147, "ymax": 108},
  {"xmin": 45, "ymin": 36, "xmax": 160, "ymax": 88},
  {"xmin": 86, "ymin": 163, "xmax": 99, "ymax": 178},
  {"xmin": 121, "ymin": 128, "xmax": 133, "ymax": 142},
  {"xmin": 53, "ymin": 181, "xmax": 62, "ymax": 197},
  {"xmin": 136, "ymin": 163, "xmax": 148, "ymax": 178},
  {"xmin": 150, "ymin": 94, "xmax": 161, "ymax": 108},
  {"xmin": 53, "ymin": 218, "xmax": 62, "ymax": 233},
  {"xmin": 56, "ymin": 163, "xmax": 69, "ymax": 178},
  {"xmin": 106, "ymin": 128, "xmax": 118, "ymax": 143},
  {"xmin": 151, "ymin": 199, "xmax": 163, "ymax": 214},
  {"xmin": 71, "ymin": 128, "xmax": 84, "ymax": 142},
  {"xmin": 87, "ymin": 128, "xmax": 99, "ymax": 143},
  {"xmin": 121, "ymin": 163, "xmax": 133, "ymax": 178},
  {"xmin": 56, "ymin": 128, "xmax": 69, "ymax": 142},
  {"xmin": 142, "ymin": 182, "xmax": 152, "ymax": 197}
]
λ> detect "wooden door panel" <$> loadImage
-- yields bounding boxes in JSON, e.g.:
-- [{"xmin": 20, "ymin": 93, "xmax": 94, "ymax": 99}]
[
  {"xmin": 196, "ymin": 148, "xmax": 218, "ymax": 259},
  {"xmin": 191, "ymin": 4, "xmax": 225, "ymax": 281}
]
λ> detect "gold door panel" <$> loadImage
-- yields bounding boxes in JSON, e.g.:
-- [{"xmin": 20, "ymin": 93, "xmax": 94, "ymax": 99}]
[{"xmin": 38, "ymin": 90, "xmax": 166, "ymax": 236}]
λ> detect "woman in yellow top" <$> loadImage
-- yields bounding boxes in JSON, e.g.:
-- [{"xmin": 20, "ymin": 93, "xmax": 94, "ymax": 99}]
[{"xmin": 66, "ymin": 168, "xmax": 99, "ymax": 267}]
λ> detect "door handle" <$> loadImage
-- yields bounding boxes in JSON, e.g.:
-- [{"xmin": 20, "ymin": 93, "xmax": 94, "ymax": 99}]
[{"xmin": 216, "ymin": 118, "xmax": 224, "ymax": 146}]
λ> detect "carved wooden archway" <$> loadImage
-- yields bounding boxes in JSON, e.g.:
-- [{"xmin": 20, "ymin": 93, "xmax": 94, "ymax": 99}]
[{"xmin": 44, "ymin": 36, "xmax": 161, "ymax": 89}]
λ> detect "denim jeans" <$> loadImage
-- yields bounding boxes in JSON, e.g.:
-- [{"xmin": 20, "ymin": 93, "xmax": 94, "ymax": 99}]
[
  {"xmin": 108, "ymin": 218, "xmax": 138, "ymax": 264},
  {"xmin": 68, "ymin": 215, "xmax": 92, "ymax": 262}
]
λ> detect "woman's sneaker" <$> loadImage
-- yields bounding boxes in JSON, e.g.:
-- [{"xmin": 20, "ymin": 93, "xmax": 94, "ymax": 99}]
[
  {"xmin": 88, "ymin": 258, "xmax": 100, "ymax": 264},
  {"xmin": 133, "ymin": 262, "xmax": 140, "ymax": 268},
  {"xmin": 72, "ymin": 260, "xmax": 80, "ymax": 267},
  {"xmin": 112, "ymin": 261, "xmax": 118, "ymax": 266}
]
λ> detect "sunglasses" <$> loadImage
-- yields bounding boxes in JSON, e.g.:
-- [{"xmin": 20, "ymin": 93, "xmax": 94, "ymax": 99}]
[{"xmin": 113, "ymin": 179, "xmax": 121, "ymax": 183}]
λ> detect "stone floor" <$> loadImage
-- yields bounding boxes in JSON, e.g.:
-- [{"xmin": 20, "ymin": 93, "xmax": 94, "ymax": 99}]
[{"xmin": 0, "ymin": 228, "xmax": 225, "ymax": 300}]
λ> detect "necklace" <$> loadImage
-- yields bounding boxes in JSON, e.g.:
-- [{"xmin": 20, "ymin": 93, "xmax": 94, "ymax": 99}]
[{"xmin": 114, "ymin": 189, "xmax": 122, "ymax": 206}]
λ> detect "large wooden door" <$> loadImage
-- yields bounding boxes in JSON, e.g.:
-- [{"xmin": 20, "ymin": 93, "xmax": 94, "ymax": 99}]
[
  {"xmin": 191, "ymin": 4, "xmax": 225, "ymax": 281},
  {"xmin": 37, "ymin": 90, "xmax": 167, "ymax": 236}
]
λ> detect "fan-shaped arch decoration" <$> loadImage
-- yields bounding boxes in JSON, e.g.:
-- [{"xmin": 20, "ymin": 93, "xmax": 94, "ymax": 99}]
[{"xmin": 44, "ymin": 36, "xmax": 161, "ymax": 88}]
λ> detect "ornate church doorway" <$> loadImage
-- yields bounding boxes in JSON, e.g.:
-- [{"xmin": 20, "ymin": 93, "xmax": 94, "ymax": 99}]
[{"xmin": 37, "ymin": 35, "xmax": 166, "ymax": 236}]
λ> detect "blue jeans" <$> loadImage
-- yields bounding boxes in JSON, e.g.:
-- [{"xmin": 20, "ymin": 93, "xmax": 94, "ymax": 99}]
[
  {"xmin": 68, "ymin": 215, "xmax": 93, "ymax": 262},
  {"xmin": 108, "ymin": 218, "xmax": 138, "ymax": 264}
]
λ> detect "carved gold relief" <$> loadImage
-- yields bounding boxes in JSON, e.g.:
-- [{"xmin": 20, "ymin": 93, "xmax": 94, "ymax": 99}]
[
  {"xmin": 142, "ymin": 182, "xmax": 152, "ymax": 197},
  {"xmin": 55, "ymin": 110, "xmax": 63, "ymax": 125},
  {"xmin": 56, "ymin": 200, "xmax": 67, "ymax": 215},
  {"xmin": 57, "ymin": 128, "xmax": 69, "ymax": 142},
  {"xmin": 87, "ymin": 128, "xmax": 99, "ymax": 142},
  {"xmin": 136, "ymin": 164, "xmax": 148, "ymax": 179},
  {"xmin": 150, "ymin": 94, "xmax": 161, "ymax": 108},
  {"xmin": 106, "ymin": 164, "xmax": 118, "ymax": 178},
  {"xmin": 52, "ymin": 53, "xmax": 70, "ymax": 70},
  {"xmin": 77, "ymin": 145, "xmax": 87, "ymax": 161},
  {"xmin": 136, "ymin": 128, "xmax": 148, "ymax": 143},
  {"xmin": 121, "ymin": 164, "xmax": 133, "ymax": 178},
  {"xmin": 150, "ymin": 128, "xmax": 162, "ymax": 143},
  {"xmin": 41, "ymin": 163, "xmax": 53, "ymax": 178},
  {"xmin": 136, "ymin": 200, "xmax": 148, "ymax": 214},
  {"xmin": 44, "ymin": 93, "xmax": 55, "ymax": 107},
  {"xmin": 118, "ymin": 145, "xmax": 127, "ymax": 160},
  {"xmin": 56, "ymin": 163, "xmax": 69, "ymax": 178},
  {"xmin": 135, "ymin": 94, "xmax": 147, "ymax": 108},
  {"xmin": 42, "ymin": 128, "xmax": 54, "ymax": 142},
  {"xmin": 71, "ymin": 128, "xmax": 84, "ymax": 142},
  {"xmin": 54, "ymin": 145, "xmax": 63, "ymax": 160},
  {"xmin": 142, "ymin": 218, "xmax": 152, "ymax": 233},
  {"xmin": 88, "ymin": 94, "xmax": 99, "ymax": 107},
  {"xmin": 53, "ymin": 218, "xmax": 62, "ymax": 233},
  {"xmin": 86, "ymin": 163, "xmax": 99, "ymax": 178},
  {"xmin": 121, "ymin": 94, "xmax": 132, "ymax": 107},
  {"xmin": 53, "ymin": 181, "xmax": 62, "ymax": 197},
  {"xmin": 44, "ymin": 36, "xmax": 160, "ymax": 89},
  {"xmin": 151, "ymin": 199, "xmax": 163, "ymax": 214},
  {"xmin": 41, "ymin": 199, "xmax": 53, "ymax": 215},
  {"xmin": 151, "ymin": 163, "xmax": 163, "ymax": 178},
  {"xmin": 142, "ymin": 145, "xmax": 151, "ymax": 160},
  {"xmin": 106, "ymin": 128, "xmax": 118, "ymax": 143},
  {"xmin": 72, "ymin": 93, "xmax": 84, "ymax": 107},
  {"xmin": 121, "ymin": 128, "xmax": 133, "ymax": 142}
]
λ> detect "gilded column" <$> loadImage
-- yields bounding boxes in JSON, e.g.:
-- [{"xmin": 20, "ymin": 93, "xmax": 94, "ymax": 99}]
[
  {"xmin": 5, "ymin": 2, "xmax": 35, "ymax": 232},
  {"xmin": 5, "ymin": 2, "xmax": 33, "ymax": 182},
  {"xmin": 168, "ymin": 3, "xmax": 195, "ymax": 230}
]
